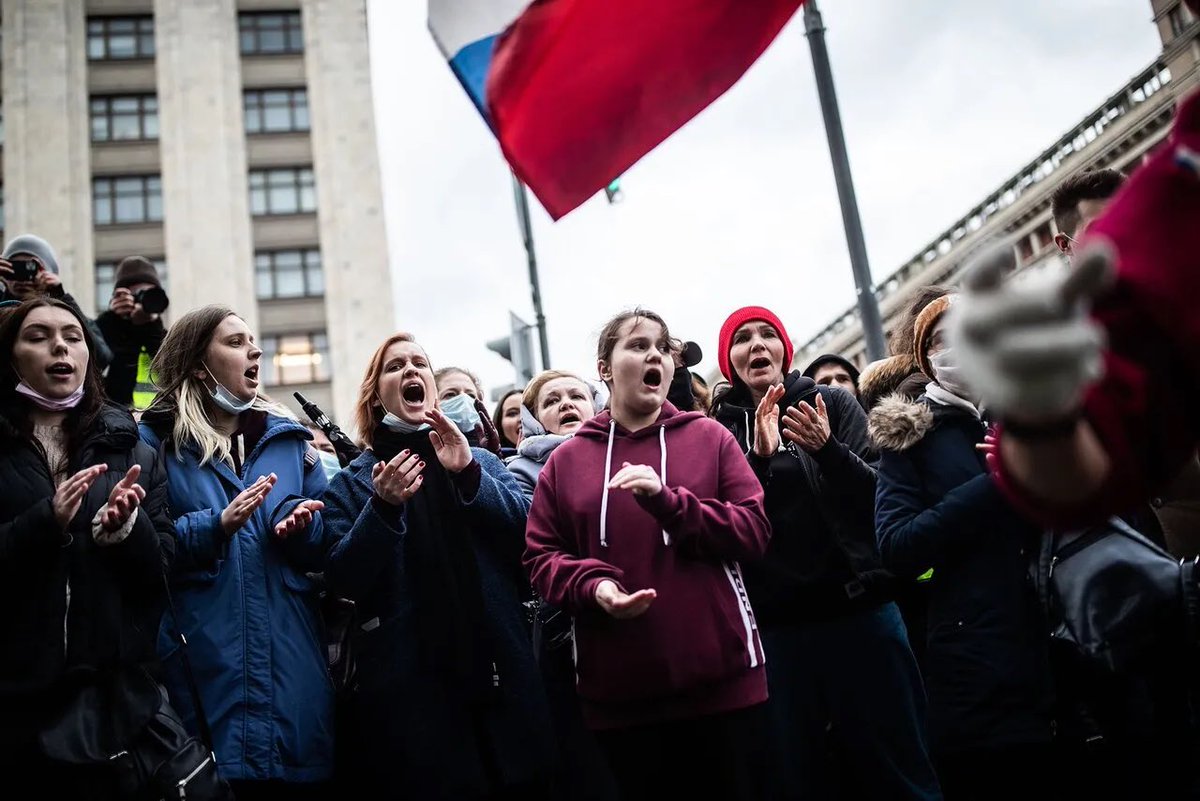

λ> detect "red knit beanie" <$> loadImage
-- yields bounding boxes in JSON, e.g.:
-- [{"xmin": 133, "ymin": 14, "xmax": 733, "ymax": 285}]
[{"xmin": 718, "ymin": 306, "xmax": 794, "ymax": 382}]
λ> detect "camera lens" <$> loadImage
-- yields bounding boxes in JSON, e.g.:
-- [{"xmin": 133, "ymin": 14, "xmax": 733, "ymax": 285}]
[{"xmin": 134, "ymin": 286, "xmax": 170, "ymax": 315}]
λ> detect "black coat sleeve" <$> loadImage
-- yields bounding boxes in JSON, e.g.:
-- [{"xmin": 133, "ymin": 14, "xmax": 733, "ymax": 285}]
[
  {"xmin": 101, "ymin": 445, "xmax": 175, "ymax": 595},
  {"xmin": 808, "ymin": 386, "xmax": 876, "ymax": 506}
]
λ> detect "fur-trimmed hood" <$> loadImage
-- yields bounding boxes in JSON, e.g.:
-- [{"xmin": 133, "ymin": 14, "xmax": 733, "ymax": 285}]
[
  {"xmin": 859, "ymin": 354, "xmax": 919, "ymax": 411},
  {"xmin": 868, "ymin": 394, "xmax": 935, "ymax": 453}
]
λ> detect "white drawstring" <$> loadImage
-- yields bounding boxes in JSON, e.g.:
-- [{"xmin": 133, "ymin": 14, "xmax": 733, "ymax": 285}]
[
  {"xmin": 599, "ymin": 420, "xmax": 616, "ymax": 547},
  {"xmin": 743, "ymin": 409, "xmax": 752, "ymax": 454},
  {"xmin": 659, "ymin": 425, "xmax": 670, "ymax": 545}
]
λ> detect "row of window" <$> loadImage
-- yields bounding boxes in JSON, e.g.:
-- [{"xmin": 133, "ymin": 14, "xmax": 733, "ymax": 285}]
[
  {"xmin": 88, "ymin": 12, "xmax": 303, "ymax": 61},
  {"xmin": 94, "ymin": 249, "xmax": 324, "ymax": 312},
  {"xmin": 91, "ymin": 88, "xmax": 308, "ymax": 143},
  {"xmin": 91, "ymin": 167, "xmax": 316, "ymax": 225}
]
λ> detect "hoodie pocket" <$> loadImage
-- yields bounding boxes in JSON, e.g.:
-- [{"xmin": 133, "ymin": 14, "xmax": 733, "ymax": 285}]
[{"xmin": 574, "ymin": 562, "xmax": 760, "ymax": 704}]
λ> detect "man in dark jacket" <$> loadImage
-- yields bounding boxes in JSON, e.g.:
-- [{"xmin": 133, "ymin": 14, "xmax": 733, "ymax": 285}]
[
  {"xmin": 0, "ymin": 234, "xmax": 113, "ymax": 369},
  {"xmin": 96, "ymin": 256, "xmax": 168, "ymax": 409},
  {"xmin": 802, "ymin": 353, "xmax": 860, "ymax": 400}
]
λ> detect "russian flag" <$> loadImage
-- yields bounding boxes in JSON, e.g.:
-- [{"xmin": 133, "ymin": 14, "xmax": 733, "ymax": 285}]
[{"xmin": 429, "ymin": 0, "xmax": 804, "ymax": 220}]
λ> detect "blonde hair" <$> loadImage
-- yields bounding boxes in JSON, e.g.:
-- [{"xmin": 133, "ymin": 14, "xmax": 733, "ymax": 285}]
[
  {"xmin": 353, "ymin": 331, "xmax": 421, "ymax": 450},
  {"xmin": 522, "ymin": 370, "xmax": 593, "ymax": 422},
  {"xmin": 146, "ymin": 304, "xmax": 293, "ymax": 466}
]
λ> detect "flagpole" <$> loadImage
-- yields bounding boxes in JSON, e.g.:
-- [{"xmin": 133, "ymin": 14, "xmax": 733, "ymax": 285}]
[
  {"xmin": 803, "ymin": 0, "xmax": 887, "ymax": 362},
  {"xmin": 511, "ymin": 173, "xmax": 553, "ymax": 370}
]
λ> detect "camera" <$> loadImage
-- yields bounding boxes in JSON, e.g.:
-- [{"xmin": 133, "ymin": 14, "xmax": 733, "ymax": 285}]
[
  {"xmin": 134, "ymin": 286, "xmax": 170, "ymax": 315},
  {"xmin": 9, "ymin": 258, "xmax": 40, "ymax": 282}
]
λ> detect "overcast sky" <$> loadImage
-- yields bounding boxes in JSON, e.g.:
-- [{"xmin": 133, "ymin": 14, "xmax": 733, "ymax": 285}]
[{"xmin": 366, "ymin": 0, "xmax": 1162, "ymax": 401}]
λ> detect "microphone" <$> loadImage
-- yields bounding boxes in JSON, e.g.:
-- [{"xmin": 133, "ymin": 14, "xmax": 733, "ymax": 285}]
[{"xmin": 294, "ymin": 392, "xmax": 361, "ymax": 467}]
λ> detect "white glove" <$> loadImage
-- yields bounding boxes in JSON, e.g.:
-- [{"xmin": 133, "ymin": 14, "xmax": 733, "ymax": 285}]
[{"xmin": 951, "ymin": 240, "xmax": 1113, "ymax": 421}]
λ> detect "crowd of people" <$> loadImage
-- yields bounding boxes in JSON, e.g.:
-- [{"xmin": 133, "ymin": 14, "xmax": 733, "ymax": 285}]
[{"xmin": 2, "ymin": 84, "xmax": 1200, "ymax": 801}]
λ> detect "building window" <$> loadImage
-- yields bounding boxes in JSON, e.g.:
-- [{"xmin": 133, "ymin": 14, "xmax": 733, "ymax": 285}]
[
  {"xmin": 239, "ymin": 12, "xmax": 304, "ymax": 55},
  {"xmin": 262, "ymin": 332, "xmax": 330, "ymax": 385},
  {"xmin": 244, "ymin": 88, "xmax": 309, "ymax": 134},
  {"xmin": 249, "ymin": 167, "xmax": 316, "ymax": 215},
  {"xmin": 256, "ymin": 249, "xmax": 323, "ymax": 299},
  {"xmin": 93, "ymin": 175, "xmax": 163, "ymax": 225},
  {"xmin": 87, "ymin": 17, "xmax": 155, "ymax": 61},
  {"xmin": 95, "ymin": 259, "xmax": 167, "ymax": 315},
  {"xmin": 91, "ymin": 95, "xmax": 158, "ymax": 142},
  {"xmin": 0, "ymin": 104, "xmax": 5, "ymax": 145}
]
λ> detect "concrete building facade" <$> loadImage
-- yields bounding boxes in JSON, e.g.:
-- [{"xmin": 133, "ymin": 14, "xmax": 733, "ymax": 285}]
[
  {"xmin": 797, "ymin": 0, "xmax": 1200, "ymax": 370},
  {"xmin": 1, "ymin": 0, "xmax": 393, "ymax": 426}
]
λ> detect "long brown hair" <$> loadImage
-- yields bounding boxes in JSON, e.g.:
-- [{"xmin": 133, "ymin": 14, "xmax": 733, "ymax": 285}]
[
  {"xmin": 353, "ymin": 331, "xmax": 420, "ymax": 450},
  {"xmin": 0, "ymin": 298, "xmax": 107, "ymax": 449}
]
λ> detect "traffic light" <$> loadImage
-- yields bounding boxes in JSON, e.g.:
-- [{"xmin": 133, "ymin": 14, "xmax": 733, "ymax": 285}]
[{"xmin": 487, "ymin": 311, "xmax": 536, "ymax": 386}]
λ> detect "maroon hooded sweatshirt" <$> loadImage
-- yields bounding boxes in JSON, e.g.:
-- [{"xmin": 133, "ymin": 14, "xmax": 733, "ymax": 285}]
[{"xmin": 524, "ymin": 402, "xmax": 771, "ymax": 729}]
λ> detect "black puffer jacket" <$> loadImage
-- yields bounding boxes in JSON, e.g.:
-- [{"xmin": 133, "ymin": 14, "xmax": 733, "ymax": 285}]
[
  {"xmin": 713, "ymin": 373, "xmax": 890, "ymax": 624},
  {"xmin": 871, "ymin": 394, "xmax": 1053, "ymax": 754},
  {"xmin": 0, "ymin": 402, "xmax": 175, "ymax": 747},
  {"xmin": 95, "ymin": 311, "xmax": 166, "ymax": 406}
]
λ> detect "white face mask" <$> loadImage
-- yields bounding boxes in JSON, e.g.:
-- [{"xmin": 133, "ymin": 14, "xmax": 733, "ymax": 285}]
[
  {"xmin": 438, "ymin": 392, "xmax": 481, "ymax": 434},
  {"xmin": 203, "ymin": 362, "xmax": 255, "ymax": 414},
  {"xmin": 929, "ymin": 348, "xmax": 977, "ymax": 403}
]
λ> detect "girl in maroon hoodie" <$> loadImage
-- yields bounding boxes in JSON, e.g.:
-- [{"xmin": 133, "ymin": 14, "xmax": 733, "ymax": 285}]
[{"xmin": 524, "ymin": 309, "xmax": 772, "ymax": 801}]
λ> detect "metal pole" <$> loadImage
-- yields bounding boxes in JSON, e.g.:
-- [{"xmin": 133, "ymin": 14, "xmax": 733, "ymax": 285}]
[
  {"xmin": 803, "ymin": 0, "xmax": 887, "ymax": 362},
  {"xmin": 511, "ymin": 173, "xmax": 552, "ymax": 370}
]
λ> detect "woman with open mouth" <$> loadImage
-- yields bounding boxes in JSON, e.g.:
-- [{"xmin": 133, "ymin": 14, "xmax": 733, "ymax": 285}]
[
  {"xmin": 320, "ymin": 332, "xmax": 554, "ymax": 800},
  {"xmin": 710, "ymin": 305, "xmax": 941, "ymax": 800},
  {"xmin": 139, "ymin": 305, "xmax": 335, "ymax": 799},
  {"xmin": 0, "ymin": 298, "xmax": 175, "ymax": 795},
  {"xmin": 524, "ymin": 309, "xmax": 772, "ymax": 801}
]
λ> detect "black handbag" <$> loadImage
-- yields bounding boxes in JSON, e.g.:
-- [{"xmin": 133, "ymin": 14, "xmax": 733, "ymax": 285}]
[
  {"xmin": 1034, "ymin": 517, "xmax": 1199, "ymax": 673},
  {"xmin": 38, "ymin": 572, "xmax": 233, "ymax": 800}
]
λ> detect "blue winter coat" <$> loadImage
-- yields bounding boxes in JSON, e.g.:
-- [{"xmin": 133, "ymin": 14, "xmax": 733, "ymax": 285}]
[
  {"xmin": 871, "ymin": 395, "xmax": 1054, "ymax": 755},
  {"xmin": 139, "ymin": 412, "xmax": 334, "ymax": 783},
  {"xmin": 321, "ymin": 447, "xmax": 554, "ymax": 798}
]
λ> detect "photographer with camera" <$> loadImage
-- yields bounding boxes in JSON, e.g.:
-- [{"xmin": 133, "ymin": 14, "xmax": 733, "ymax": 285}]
[
  {"xmin": 96, "ymin": 257, "xmax": 169, "ymax": 410},
  {"xmin": 0, "ymin": 234, "xmax": 113, "ymax": 371}
]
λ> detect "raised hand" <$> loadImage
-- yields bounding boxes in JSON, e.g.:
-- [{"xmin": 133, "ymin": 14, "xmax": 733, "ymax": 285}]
[
  {"xmin": 371, "ymin": 449, "xmax": 424, "ymax": 505},
  {"xmin": 425, "ymin": 408, "xmax": 473, "ymax": 473},
  {"xmin": 274, "ymin": 499, "xmax": 325, "ymax": 539},
  {"xmin": 753, "ymin": 384, "xmax": 785, "ymax": 457},
  {"xmin": 53, "ymin": 464, "xmax": 108, "ymax": 530},
  {"xmin": 109, "ymin": 287, "xmax": 137, "ymax": 319},
  {"xmin": 608, "ymin": 461, "xmax": 662, "ymax": 497},
  {"xmin": 473, "ymin": 398, "xmax": 502, "ymax": 455},
  {"xmin": 220, "ymin": 473, "xmax": 277, "ymax": 535},
  {"xmin": 782, "ymin": 392, "xmax": 831, "ymax": 452},
  {"xmin": 594, "ymin": 579, "xmax": 657, "ymax": 620},
  {"xmin": 99, "ymin": 465, "xmax": 146, "ymax": 532},
  {"xmin": 953, "ymin": 240, "xmax": 1112, "ymax": 423}
]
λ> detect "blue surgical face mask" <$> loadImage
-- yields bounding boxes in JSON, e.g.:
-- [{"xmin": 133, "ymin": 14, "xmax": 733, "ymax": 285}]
[
  {"xmin": 317, "ymin": 450, "xmax": 341, "ymax": 481},
  {"xmin": 439, "ymin": 392, "xmax": 481, "ymax": 434},
  {"xmin": 203, "ymin": 362, "xmax": 255, "ymax": 414},
  {"xmin": 380, "ymin": 411, "xmax": 430, "ymax": 434}
]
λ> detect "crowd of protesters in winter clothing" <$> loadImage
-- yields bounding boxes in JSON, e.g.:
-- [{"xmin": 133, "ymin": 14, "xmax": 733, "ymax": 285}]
[{"xmin": 4, "ymin": 81, "xmax": 1200, "ymax": 801}]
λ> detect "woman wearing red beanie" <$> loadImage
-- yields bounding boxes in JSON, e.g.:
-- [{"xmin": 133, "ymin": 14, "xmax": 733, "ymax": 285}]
[{"xmin": 710, "ymin": 306, "xmax": 942, "ymax": 800}]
